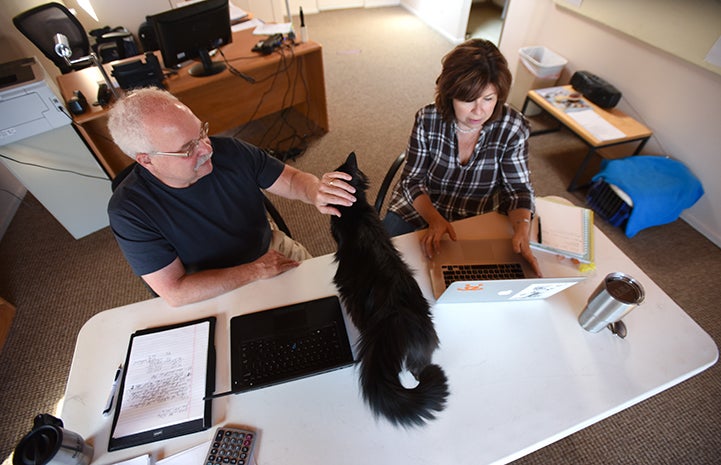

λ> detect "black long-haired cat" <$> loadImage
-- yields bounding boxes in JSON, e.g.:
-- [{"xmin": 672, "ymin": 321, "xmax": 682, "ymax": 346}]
[{"xmin": 330, "ymin": 152, "xmax": 449, "ymax": 428}]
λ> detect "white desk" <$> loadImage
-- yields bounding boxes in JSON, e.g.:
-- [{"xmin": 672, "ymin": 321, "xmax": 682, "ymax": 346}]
[{"xmin": 61, "ymin": 213, "xmax": 718, "ymax": 465}]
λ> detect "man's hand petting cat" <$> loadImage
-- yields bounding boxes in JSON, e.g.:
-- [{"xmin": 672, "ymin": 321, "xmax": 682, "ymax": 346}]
[{"xmin": 315, "ymin": 171, "xmax": 357, "ymax": 217}]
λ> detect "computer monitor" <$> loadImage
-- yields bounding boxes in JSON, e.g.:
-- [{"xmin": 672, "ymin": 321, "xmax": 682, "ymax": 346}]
[{"xmin": 147, "ymin": 0, "xmax": 231, "ymax": 77}]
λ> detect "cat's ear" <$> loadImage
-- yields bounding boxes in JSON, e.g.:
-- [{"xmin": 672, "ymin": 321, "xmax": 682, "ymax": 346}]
[{"xmin": 346, "ymin": 152, "xmax": 358, "ymax": 169}]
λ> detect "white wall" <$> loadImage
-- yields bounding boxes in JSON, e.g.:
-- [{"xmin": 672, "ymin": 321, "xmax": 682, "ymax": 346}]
[
  {"xmin": 501, "ymin": 0, "xmax": 721, "ymax": 248},
  {"xmin": 401, "ymin": 0, "xmax": 471, "ymax": 43}
]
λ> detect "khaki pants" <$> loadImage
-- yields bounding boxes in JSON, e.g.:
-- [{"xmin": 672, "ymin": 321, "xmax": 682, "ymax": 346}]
[{"xmin": 268, "ymin": 229, "xmax": 313, "ymax": 261}]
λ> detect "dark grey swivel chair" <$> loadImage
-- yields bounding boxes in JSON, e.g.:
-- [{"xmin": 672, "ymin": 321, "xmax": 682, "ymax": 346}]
[
  {"xmin": 374, "ymin": 152, "xmax": 406, "ymax": 214},
  {"xmin": 13, "ymin": 2, "xmax": 135, "ymax": 74},
  {"xmin": 13, "ymin": 2, "xmax": 92, "ymax": 74}
]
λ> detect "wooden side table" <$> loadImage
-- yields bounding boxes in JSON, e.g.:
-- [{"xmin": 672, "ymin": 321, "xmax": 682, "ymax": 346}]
[{"xmin": 523, "ymin": 85, "xmax": 653, "ymax": 191}]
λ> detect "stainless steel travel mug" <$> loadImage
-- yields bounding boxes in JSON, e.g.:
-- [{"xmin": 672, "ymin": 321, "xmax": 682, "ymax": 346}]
[
  {"xmin": 14, "ymin": 415, "xmax": 93, "ymax": 465},
  {"xmin": 579, "ymin": 272, "xmax": 645, "ymax": 333}
]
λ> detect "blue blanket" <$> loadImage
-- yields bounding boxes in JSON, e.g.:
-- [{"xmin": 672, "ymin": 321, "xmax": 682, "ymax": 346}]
[{"xmin": 592, "ymin": 156, "xmax": 704, "ymax": 237}]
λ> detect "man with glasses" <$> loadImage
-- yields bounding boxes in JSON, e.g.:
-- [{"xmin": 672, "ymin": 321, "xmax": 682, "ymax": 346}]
[{"xmin": 107, "ymin": 88, "xmax": 356, "ymax": 307}]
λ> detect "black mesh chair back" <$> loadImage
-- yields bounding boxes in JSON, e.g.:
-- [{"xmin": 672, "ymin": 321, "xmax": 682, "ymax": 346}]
[
  {"xmin": 374, "ymin": 152, "xmax": 406, "ymax": 214},
  {"xmin": 13, "ymin": 2, "xmax": 91, "ymax": 74}
]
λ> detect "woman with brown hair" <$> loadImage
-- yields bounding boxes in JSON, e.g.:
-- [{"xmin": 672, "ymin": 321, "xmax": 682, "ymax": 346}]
[{"xmin": 383, "ymin": 39, "xmax": 540, "ymax": 274}]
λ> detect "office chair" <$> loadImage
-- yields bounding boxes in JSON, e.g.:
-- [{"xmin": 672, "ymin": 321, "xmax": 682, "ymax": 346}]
[
  {"xmin": 374, "ymin": 152, "xmax": 406, "ymax": 214},
  {"xmin": 13, "ymin": 2, "xmax": 136, "ymax": 74},
  {"xmin": 13, "ymin": 2, "xmax": 91, "ymax": 74}
]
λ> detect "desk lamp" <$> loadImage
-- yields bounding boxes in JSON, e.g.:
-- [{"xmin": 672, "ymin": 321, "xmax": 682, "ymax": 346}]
[{"xmin": 53, "ymin": 33, "xmax": 120, "ymax": 100}]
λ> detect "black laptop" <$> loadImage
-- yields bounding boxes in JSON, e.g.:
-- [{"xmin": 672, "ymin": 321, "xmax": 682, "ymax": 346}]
[{"xmin": 230, "ymin": 295, "xmax": 355, "ymax": 392}]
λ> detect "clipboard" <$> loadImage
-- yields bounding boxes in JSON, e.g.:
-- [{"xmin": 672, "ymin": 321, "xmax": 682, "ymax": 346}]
[{"xmin": 108, "ymin": 317, "xmax": 216, "ymax": 451}]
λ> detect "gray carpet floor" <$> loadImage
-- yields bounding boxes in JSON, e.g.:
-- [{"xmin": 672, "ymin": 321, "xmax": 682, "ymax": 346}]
[{"xmin": 1, "ymin": 6, "xmax": 720, "ymax": 464}]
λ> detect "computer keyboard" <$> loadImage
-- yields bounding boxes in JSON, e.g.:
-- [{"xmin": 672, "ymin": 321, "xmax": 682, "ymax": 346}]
[
  {"xmin": 442, "ymin": 263, "xmax": 525, "ymax": 287},
  {"xmin": 236, "ymin": 324, "xmax": 349, "ymax": 389}
]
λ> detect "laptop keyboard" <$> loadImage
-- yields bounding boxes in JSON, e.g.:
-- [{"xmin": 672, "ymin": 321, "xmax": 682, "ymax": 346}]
[
  {"xmin": 442, "ymin": 263, "xmax": 525, "ymax": 287},
  {"xmin": 236, "ymin": 323, "xmax": 348, "ymax": 389}
]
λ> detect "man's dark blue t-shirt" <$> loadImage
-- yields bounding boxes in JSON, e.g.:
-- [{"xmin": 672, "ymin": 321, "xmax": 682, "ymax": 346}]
[{"xmin": 108, "ymin": 137, "xmax": 285, "ymax": 276}]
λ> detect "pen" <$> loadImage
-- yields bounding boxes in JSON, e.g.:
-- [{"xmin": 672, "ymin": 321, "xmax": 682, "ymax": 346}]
[
  {"xmin": 300, "ymin": 6, "xmax": 305, "ymax": 27},
  {"xmin": 537, "ymin": 216, "xmax": 543, "ymax": 244},
  {"xmin": 102, "ymin": 364, "xmax": 123, "ymax": 417}
]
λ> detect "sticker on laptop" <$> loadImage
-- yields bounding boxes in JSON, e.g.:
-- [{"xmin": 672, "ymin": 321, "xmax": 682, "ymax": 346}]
[{"xmin": 510, "ymin": 282, "xmax": 577, "ymax": 300}]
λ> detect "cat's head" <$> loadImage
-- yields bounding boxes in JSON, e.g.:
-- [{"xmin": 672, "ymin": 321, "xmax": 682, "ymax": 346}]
[{"xmin": 335, "ymin": 152, "xmax": 369, "ymax": 197}]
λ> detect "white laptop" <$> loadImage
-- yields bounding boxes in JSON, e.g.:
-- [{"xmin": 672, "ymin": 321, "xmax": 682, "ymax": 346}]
[{"xmin": 430, "ymin": 238, "xmax": 585, "ymax": 304}]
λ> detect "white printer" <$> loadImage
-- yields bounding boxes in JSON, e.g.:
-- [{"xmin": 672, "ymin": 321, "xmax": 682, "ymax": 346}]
[
  {"xmin": 0, "ymin": 57, "xmax": 112, "ymax": 239},
  {"xmin": 0, "ymin": 57, "xmax": 69, "ymax": 146}
]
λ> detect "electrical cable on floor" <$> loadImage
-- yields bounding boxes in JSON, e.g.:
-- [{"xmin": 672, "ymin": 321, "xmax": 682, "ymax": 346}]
[{"xmin": 226, "ymin": 38, "xmax": 322, "ymax": 161}]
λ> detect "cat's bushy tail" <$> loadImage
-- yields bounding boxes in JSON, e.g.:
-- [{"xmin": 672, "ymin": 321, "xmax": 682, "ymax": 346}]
[{"xmin": 356, "ymin": 317, "xmax": 449, "ymax": 428}]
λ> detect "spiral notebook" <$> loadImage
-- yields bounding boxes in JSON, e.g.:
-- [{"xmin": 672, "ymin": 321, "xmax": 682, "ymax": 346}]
[{"xmin": 530, "ymin": 197, "xmax": 594, "ymax": 264}]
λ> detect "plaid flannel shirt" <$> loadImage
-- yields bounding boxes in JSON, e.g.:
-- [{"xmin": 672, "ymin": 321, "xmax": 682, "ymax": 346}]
[{"xmin": 387, "ymin": 103, "xmax": 535, "ymax": 228}]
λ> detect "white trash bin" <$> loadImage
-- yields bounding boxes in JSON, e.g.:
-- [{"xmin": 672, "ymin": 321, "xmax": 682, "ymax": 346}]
[{"xmin": 508, "ymin": 46, "xmax": 567, "ymax": 115}]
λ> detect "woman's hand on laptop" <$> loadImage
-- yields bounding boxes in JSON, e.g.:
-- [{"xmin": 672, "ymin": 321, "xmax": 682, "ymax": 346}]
[
  {"xmin": 509, "ymin": 210, "xmax": 543, "ymax": 277},
  {"xmin": 421, "ymin": 219, "xmax": 457, "ymax": 259},
  {"xmin": 513, "ymin": 235, "xmax": 543, "ymax": 277}
]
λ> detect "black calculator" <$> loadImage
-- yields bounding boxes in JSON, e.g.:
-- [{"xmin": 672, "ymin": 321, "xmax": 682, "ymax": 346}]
[{"xmin": 203, "ymin": 426, "xmax": 257, "ymax": 465}]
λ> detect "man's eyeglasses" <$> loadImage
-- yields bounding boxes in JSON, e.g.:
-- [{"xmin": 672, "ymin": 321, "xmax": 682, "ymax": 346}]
[{"xmin": 149, "ymin": 122, "xmax": 209, "ymax": 158}]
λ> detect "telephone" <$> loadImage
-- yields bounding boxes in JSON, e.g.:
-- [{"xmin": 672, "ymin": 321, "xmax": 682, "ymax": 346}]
[{"xmin": 252, "ymin": 34, "xmax": 284, "ymax": 55}]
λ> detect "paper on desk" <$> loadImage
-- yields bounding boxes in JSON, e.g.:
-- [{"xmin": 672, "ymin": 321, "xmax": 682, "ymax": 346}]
[
  {"xmin": 156, "ymin": 441, "xmax": 210, "ymax": 464},
  {"xmin": 156, "ymin": 441, "xmax": 259, "ymax": 465},
  {"xmin": 228, "ymin": 3, "xmax": 249, "ymax": 23},
  {"xmin": 253, "ymin": 22, "xmax": 292, "ymax": 35},
  {"xmin": 110, "ymin": 455, "xmax": 151, "ymax": 465},
  {"xmin": 567, "ymin": 109, "xmax": 626, "ymax": 141},
  {"xmin": 112, "ymin": 324, "xmax": 209, "ymax": 438},
  {"xmin": 233, "ymin": 17, "xmax": 262, "ymax": 32}
]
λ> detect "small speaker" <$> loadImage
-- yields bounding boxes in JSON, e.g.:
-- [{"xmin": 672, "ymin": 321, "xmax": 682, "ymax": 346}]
[{"xmin": 570, "ymin": 71, "xmax": 622, "ymax": 109}]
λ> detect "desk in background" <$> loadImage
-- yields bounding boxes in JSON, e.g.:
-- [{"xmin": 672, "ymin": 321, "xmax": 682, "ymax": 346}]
[
  {"xmin": 60, "ymin": 213, "xmax": 717, "ymax": 465},
  {"xmin": 524, "ymin": 85, "xmax": 652, "ymax": 192},
  {"xmin": 55, "ymin": 30, "xmax": 328, "ymax": 178}
]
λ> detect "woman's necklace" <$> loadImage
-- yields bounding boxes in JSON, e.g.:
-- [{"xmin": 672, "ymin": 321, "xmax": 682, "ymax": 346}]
[{"xmin": 454, "ymin": 121, "xmax": 480, "ymax": 134}]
